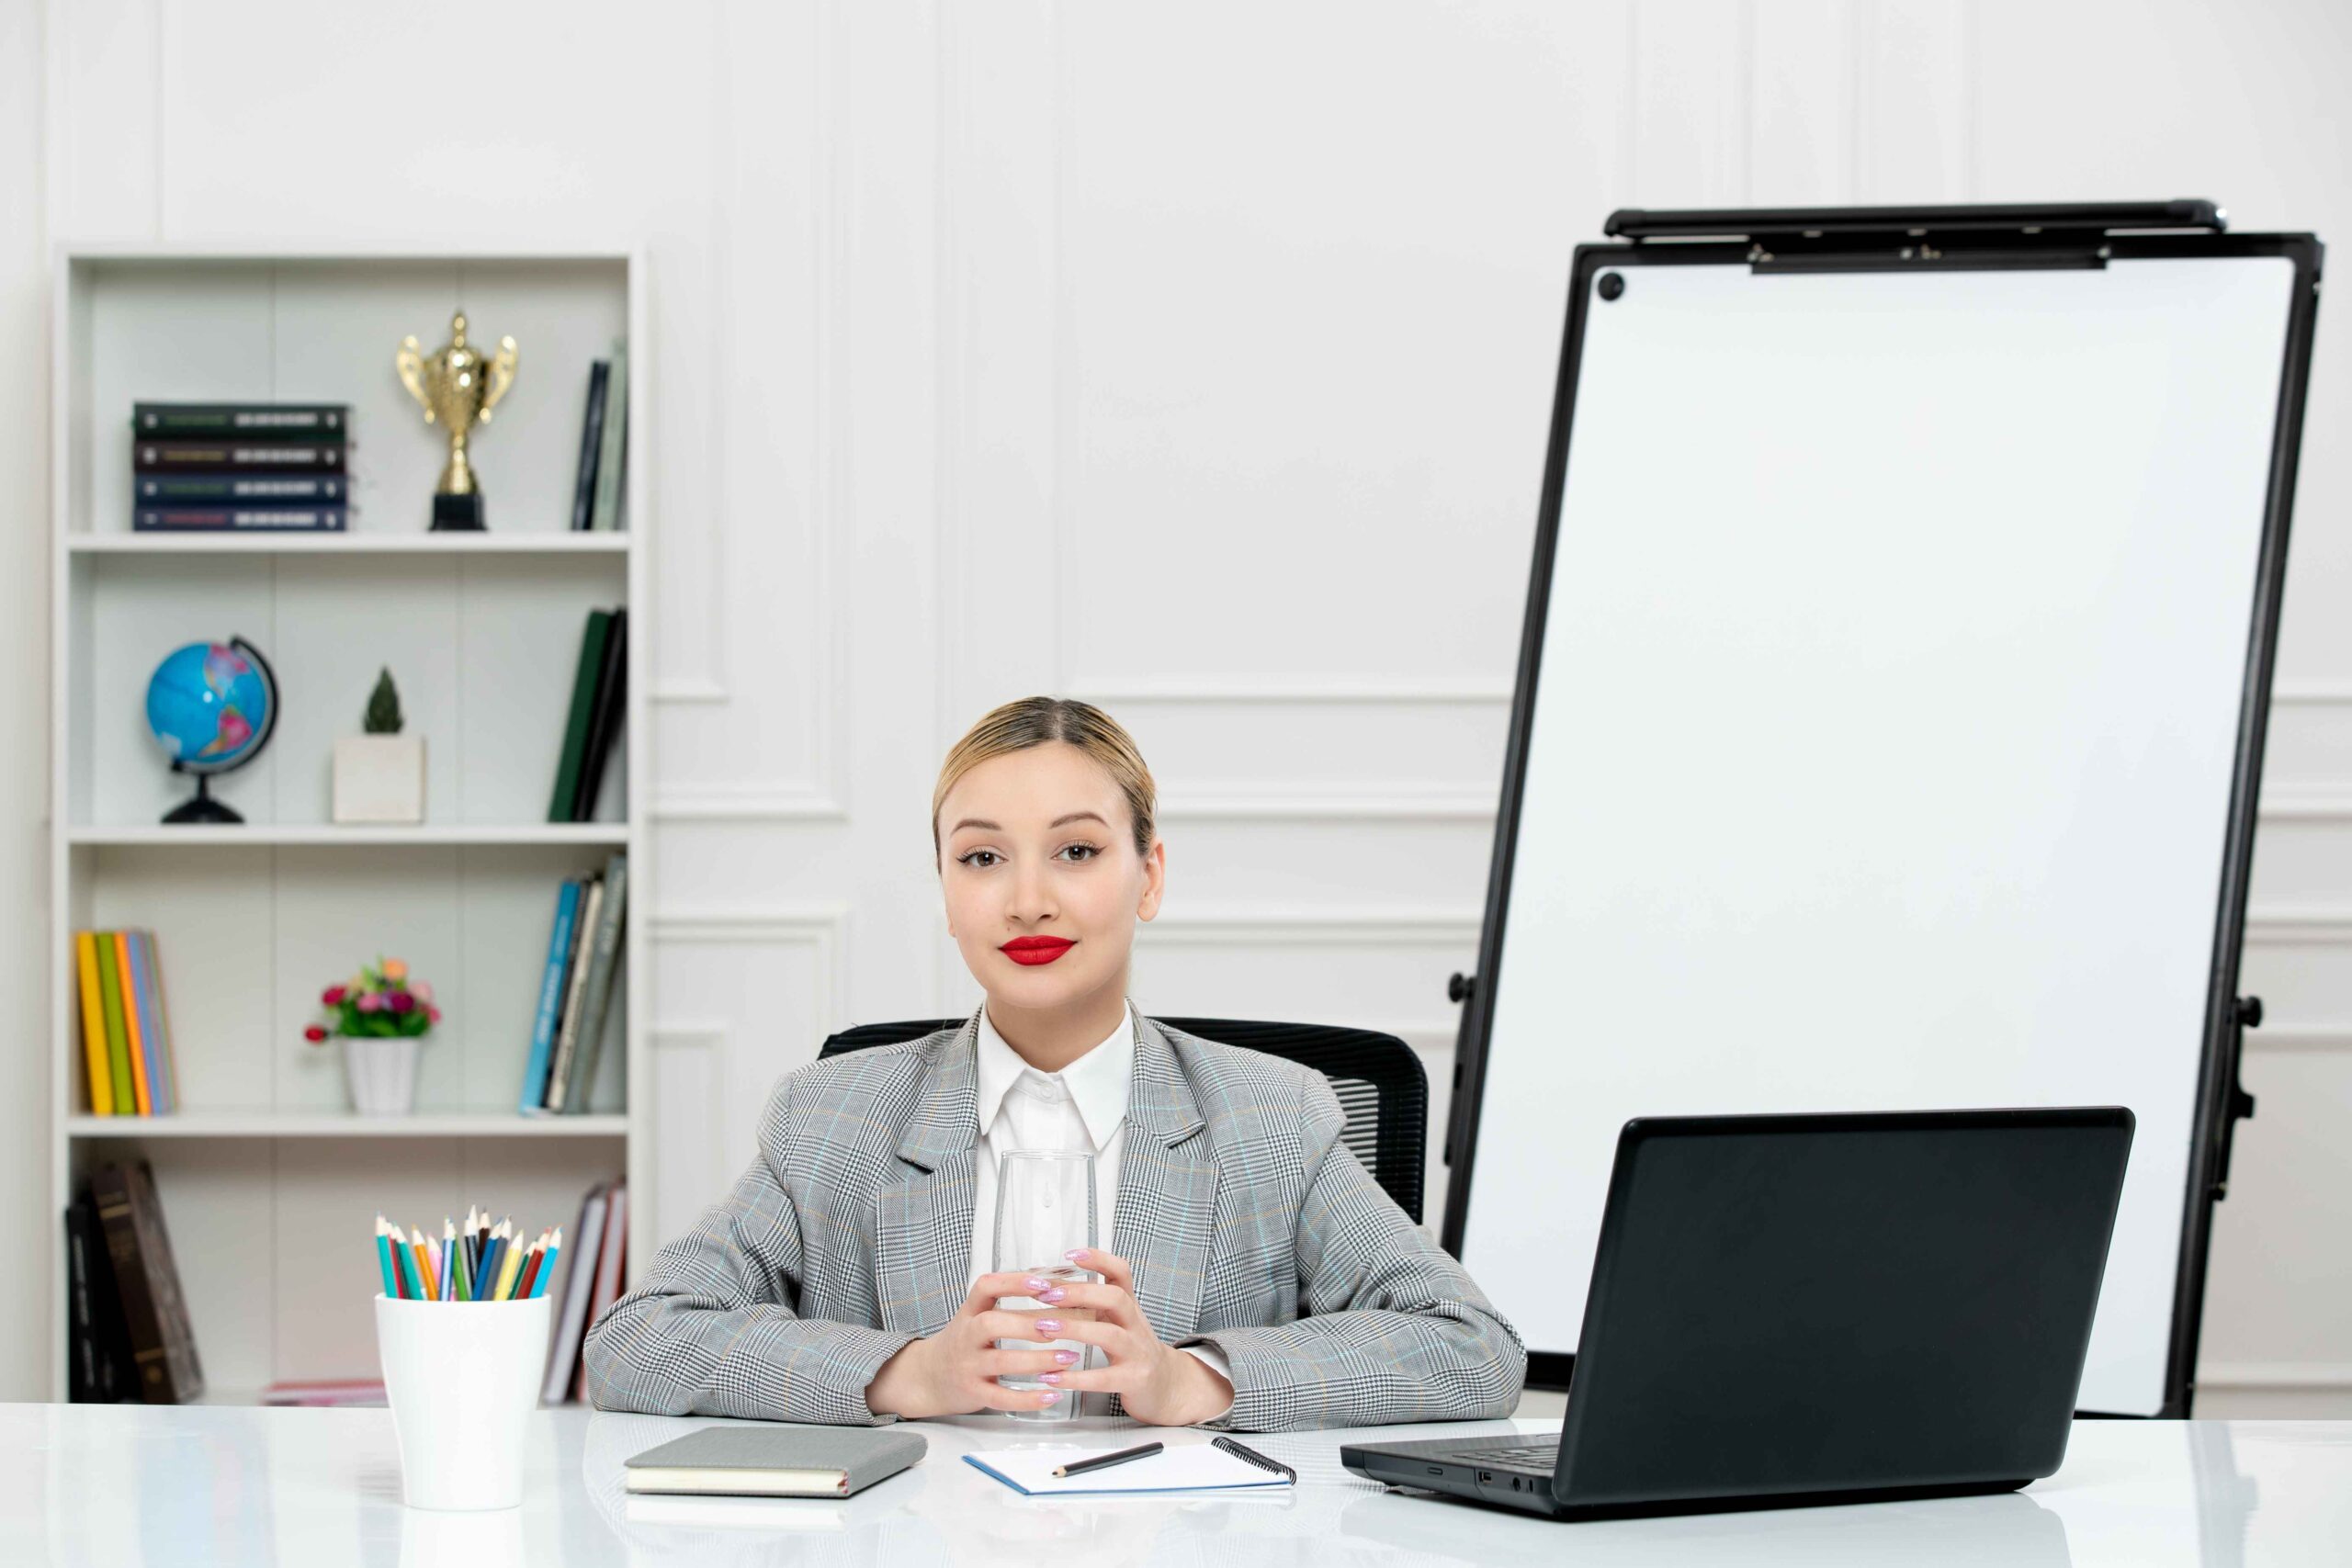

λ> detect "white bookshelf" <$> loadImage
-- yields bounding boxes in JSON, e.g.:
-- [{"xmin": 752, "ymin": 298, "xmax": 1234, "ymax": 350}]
[{"xmin": 47, "ymin": 245, "xmax": 651, "ymax": 1402}]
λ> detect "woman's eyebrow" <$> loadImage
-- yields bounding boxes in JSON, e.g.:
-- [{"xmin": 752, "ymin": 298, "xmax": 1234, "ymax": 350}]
[{"xmin": 948, "ymin": 810, "xmax": 1107, "ymax": 834}]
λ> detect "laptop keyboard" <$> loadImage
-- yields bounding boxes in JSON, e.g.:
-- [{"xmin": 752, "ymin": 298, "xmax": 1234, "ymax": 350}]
[{"xmin": 1447, "ymin": 1442, "xmax": 1560, "ymax": 1471}]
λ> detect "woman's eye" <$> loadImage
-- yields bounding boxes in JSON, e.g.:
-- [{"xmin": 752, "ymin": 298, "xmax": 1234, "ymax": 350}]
[
  {"xmin": 960, "ymin": 850, "xmax": 1000, "ymax": 869},
  {"xmin": 1060, "ymin": 843, "xmax": 1100, "ymax": 863}
]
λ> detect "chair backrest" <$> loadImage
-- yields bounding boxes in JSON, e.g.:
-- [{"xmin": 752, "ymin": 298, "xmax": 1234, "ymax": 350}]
[{"xmin": 818, "ymin": 1015, "xmax": 1429, "ymax": 1222}]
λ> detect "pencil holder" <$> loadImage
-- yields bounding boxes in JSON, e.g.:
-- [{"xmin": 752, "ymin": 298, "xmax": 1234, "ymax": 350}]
[{"xmin": 375, "ymin": 1292, "xmax": 552, "ymax": 1510}]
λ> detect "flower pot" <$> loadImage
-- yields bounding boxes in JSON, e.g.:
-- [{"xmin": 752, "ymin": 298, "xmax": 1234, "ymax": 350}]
[
  {"xmin": 334, "ymin": 734, "xmax": 427, "ymax": 824},
  {"xmin": 344, "ymin": 1034, "xmax": 421, "ymax": 1115}
]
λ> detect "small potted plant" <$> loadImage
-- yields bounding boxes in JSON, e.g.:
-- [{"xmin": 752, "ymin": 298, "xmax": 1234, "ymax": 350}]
[
  {"xmin": 305, "ymin": 957, "xmax": 442, "ymax": 1114},
  {"xmin": 334, "ymin": 666, "xmax": 426, "ymax": 823}
]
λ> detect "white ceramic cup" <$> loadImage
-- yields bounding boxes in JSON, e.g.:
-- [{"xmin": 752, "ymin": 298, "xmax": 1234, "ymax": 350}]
[{"xmin": 374, "ymin": 1292, "xmax": 552, "ymax": 1510}]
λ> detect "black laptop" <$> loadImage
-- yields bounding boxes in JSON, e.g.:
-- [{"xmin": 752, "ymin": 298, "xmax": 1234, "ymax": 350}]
[{"xmin": 1342, "ymin": 1107, "xmax": 2133, "ymax": 1519}]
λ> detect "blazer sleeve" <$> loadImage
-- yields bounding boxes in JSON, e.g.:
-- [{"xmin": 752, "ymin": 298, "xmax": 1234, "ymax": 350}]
[
  {"xmin": 579, "ymin": 1076, "xmax": 915, "ymax": 1426},
  {"xmin": 1179, "ymin": 1073, "xmax": 1527, "ymax": 1432}
]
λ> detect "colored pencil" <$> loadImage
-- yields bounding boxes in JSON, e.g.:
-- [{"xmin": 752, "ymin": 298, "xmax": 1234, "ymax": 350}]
[
  {"xmin": 529, "ymin": 1227, "xmax": 563, "ymax": 1299},
  {"xmin": 439, "ymin": 1232, "xmax": 455, "ymax": 1301},
  {"xmin": 391, "ymin": 1228, "xmax": 418, "ymax": 1300},
  {"xmin": 515, "ymin": 1233, "xmax": 548, "ymax": 1300},
  {"xmin": 374, "ymin": 1216, "xmax": 399, "ymax": 1299},
  {"xmin": 451, "ymin": 1219, "xmax": 473, "ymax": 1302},
  {"xmin": 494, "ymin": 1226, "xmax": 527, "ymax": 1301},
  {"xmin": 409, "ymin": 1225, "xmax": 437, "ymax": 1302},
  {"xmin": 476, "ymin": 1226, "xmax": 506, "ymax": 1303}
]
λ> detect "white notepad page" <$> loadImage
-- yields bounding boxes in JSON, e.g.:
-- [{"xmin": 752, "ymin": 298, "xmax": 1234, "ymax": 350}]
[{"xmin": 963, "ymin": 1442, "xmax": 1291, "ymax": 1495}]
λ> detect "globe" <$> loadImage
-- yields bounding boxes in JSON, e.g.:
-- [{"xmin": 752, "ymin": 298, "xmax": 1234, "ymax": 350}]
[{"xmin": 145, "ymin": 636, "xmax": 279, "ymax": 824}]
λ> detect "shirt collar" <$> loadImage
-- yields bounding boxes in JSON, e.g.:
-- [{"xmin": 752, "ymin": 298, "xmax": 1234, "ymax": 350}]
[{"xmin": 974, "ymin": 999, "xmax": 1135, "ymax": 1152}]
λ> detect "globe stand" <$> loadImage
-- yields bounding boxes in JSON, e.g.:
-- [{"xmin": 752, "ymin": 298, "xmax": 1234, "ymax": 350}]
[{"xmin": 162, "ymin": 770, "xmax": 244, "ymax": 826}]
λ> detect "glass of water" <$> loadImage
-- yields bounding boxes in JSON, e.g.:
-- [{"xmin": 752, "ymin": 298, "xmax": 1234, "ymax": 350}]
[{"xmin": 992, "ymin": 1149, "xmax": 1099, "ymax": 1422}]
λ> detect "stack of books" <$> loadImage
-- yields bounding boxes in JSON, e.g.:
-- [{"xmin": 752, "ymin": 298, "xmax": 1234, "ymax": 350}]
[
  {"xmin": 130, "ymin": 401, "xmax": 351, "ymax": 532},
  {"xmin": 74, "ymin": 929, "xmax": 178, "ymax": 1116},
  {"xmin": 519, "ymin": 852, "xmax": 628, "ymax": 1115},
  {"xmin": 568, "ymin": 342, "xmax": 629, "ymax": 531},
  {"xmin": 64, "ymin": 1159, "xmax": 202, "ymax": 1404},
  {"xmin": 542, "ymin": 1177, "xmax": 628, "ymax": 1404},
  {"xmin": 551, "ymin": 605, "xmax": 628, "ymax": 822}
]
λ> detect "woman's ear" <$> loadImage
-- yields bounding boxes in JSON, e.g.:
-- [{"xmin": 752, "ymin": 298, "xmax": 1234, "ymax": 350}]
[{"xmin": 1136, "ymin": 838, "xmax": 1166, "ymax": 922}]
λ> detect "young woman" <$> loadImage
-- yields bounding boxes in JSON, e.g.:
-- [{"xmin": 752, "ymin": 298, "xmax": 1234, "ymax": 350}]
[{"xmin": 582, "ymin": 697, "xmax": 1524, "ymax": 1431}]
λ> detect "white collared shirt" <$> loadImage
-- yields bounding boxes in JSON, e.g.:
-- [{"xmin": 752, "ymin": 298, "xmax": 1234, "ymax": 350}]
[{"xmin": 967, "ymin": 999, "xmax": 1232, "ymax": 1416}]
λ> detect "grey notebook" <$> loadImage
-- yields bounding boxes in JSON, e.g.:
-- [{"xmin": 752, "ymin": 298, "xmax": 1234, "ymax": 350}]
[{"xmin": 623, "ymin": 1426, "xmax": 925, "ymax": 1498}]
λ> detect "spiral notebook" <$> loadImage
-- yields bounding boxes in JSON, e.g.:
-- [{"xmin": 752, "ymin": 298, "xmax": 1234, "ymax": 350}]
[{"xmin": 962, "ymin": 1438, "xmax": 1295, "ymax": 1496}]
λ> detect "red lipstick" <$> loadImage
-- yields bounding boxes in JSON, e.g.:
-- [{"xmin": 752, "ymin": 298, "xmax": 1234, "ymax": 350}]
[{"xmin": 1000, "ymin": 936, "xmax": 1076, "ymax": 966}]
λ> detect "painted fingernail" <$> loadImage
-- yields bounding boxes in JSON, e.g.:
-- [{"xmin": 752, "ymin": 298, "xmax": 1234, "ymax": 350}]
[
  {"xmin": 1036, "ymin": 1319, "xmax": 1062, "ymax": 1334},
  {"xmin": 1039, "ymin": 1389, "xmax": 1060, "ymax": 1404},
  {"xmin": 1040, "ymin": 1288, "xmax": 1066, "ymax": 1303},
  {"xmin": 1023, "ymin": 1276, "xmax": 1049, "ymax": 1292},
  {"xmin": 1064, "ymin": 1248, "xmax": 1088, "ymax": 1261},
  {"xmin": 1040, "ymin": 1372, "xmax": 1061, "ymax": 1385},
  {"xmin": 1055, "ymin": 1350, "xmax": 1079, "ymax": 1365}
]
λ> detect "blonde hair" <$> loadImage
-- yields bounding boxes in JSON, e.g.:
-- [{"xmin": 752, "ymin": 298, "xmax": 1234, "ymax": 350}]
[{"xmin": 933, "ymin": 697, "xmax": 1158, "ymax": 863}]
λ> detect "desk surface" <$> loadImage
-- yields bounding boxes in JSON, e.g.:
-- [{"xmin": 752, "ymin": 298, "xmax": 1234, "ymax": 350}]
[{"xmin": 7, "ymin": 1404, "xmax": 2347, "ymax": 1566}]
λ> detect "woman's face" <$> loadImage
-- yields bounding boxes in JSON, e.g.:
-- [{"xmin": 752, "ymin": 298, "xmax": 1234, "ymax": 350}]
[{"xmin": 937, "ymin": 742, "xmax": 1164, "ymax": 1014}]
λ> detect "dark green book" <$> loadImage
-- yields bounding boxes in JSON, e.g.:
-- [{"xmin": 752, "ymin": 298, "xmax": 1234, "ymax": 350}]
[
  {"xmin": 549, "ymin": 610, "xmax": 615, "ymax": 822},
  {"xmin": 133, "ymin": 402, "xmax": 347, "ymax": 439}
]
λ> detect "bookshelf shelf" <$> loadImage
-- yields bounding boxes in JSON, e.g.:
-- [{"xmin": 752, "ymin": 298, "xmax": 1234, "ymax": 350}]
[
  {"xmin": 49, "ymin": 244, "xmax": 650, "ymax": 1407},
  {"xmin": 69, "ymin": 825, "xmax": 631, "ymax": 849},
  {"xmin": 66, "ymin": 1112, "xmax": 629, "ymax": 1140},
  {"xmin": 69, "ymin": 532, "xmax": 633, "ymax": 556}
]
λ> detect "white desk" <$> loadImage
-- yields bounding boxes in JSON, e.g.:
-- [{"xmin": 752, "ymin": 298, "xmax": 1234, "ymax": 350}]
[{"xmin": 7, "ymin": 1404, "xmax": 2347, "ymax": 1566}]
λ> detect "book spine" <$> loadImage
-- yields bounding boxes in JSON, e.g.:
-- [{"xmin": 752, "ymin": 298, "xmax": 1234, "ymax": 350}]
[
  {"xmin": 571, "ymin": 360, "xmax": 609, "ymax": 532},
  {"xmin": 95, "ymin": 934, "xmax": 133, "ymax": 1116},
  {"xmin": 134, "ymin": 506, "xmax": 349, "ymax": 532},
  {"xmin": 91, "ymin": 1164, "xmax": 173, "ymax": 1402},
  {"xmin": 573, "ymin": 1182, "xmax": 628, "ymax": 1402},
  {"xmin": 136, "ymin": 474, "xmax": 348, "ymax": 503},
  {"xmin": 65, "ymin": 1204, "xmax": 97, "ymax": 1402},
  {"xmin": 75, "ymin": 931, "xmax": 113, "ymax": 1116},
  {"xmin": 559, "ymin": 852, "xmax": 628, "ymax": 1115},
  {"xmin": 138, "ymin": 930, "xmax": 182, "ymax": 1116},
  {"xmin": 542, "ymin": 1185, "xmax": 608, "ymax": 1403},
  {"xmin": 127, "ymin": 1160, "xmax": 203, "ymax": 1401},
  {"xmin": 590, "ymin": 340, "xmax": 628, "ymax": 530},
  {"xmin": 132, "ymin": 442, "xmax": 345, "ymax": 473},
  {"xmin": 115, "ymin": 932, "xmax": 153, "ymax": 1116},
  {"xmin": 571, "ymin": 606, "xmax": 628, "ymax": 820},
  {"xmin": 129, "ymin": 931, "xmax": 173, "ymax": 1115},
  {"xmin": 542, "ymin": 877, "xmax": 603, "ymax": 1112},
  {"xmin": 549, "ymin": 610, "xmax": 613, "ymax": 822},
  {"xmin": 518, "ymin": 879, "xmax": 583, "ymax": 1112},
  {"xmin": 133, "ymin": 402, "xmax": 349, "ymax": 437}
]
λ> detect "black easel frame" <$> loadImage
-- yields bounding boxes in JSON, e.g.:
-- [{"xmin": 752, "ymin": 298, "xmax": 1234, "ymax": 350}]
[{"xmin": 1438, "ymin": 201, "xmax": 2324, "ymax": 1418}]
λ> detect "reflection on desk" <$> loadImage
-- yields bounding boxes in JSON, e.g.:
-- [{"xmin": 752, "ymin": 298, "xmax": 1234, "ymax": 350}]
[{"xmin": 7, "ymin": 1402, "xmax": 2348, "ymax": 1567}]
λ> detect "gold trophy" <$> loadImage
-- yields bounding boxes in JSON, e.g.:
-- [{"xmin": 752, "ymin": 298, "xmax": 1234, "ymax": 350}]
[{"xmin": 396, "ymin": 311, "xmax": 518, "ymax": 531}]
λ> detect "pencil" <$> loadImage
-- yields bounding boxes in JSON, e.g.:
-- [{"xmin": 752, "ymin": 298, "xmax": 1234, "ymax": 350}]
[
  {"xmin": 494, "ymin": 1225, "xmax": 527, "ymax": 1301},
  {"xmin": 409, "ymin": 1225, "xmax": 438, "ymax": 1302},
  {"xmin": 451, "ymin": 1218, "xmax": 473, "ymax": 1302},
  {"xmin": 516, "ymin": 1231, "xmax": 551, "ymax": 1298},
  {"xmin": 463, "ymin": 1204, "xmax": 481, "ymax": 1280},
  {"xmin": 391, "ymin": 1227, "xmax": 418, "ymax": 1300},
  {"xmin": 441, "ymin": 1222, "xmax": 459, "ymax": 1302},
  {"xmin": 374, "ymin": 1216, "xmax": 399, "ymax": 1299},
  {"xmin": 476, "ymin": 1225, "xmax": 506, "ymax": 1303},
  {"xmin": 529, "ymin": 1227, "xmax": 563, "ymax": 1299}
]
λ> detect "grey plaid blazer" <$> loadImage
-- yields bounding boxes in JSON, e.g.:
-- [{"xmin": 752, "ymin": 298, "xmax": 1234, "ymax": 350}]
[{"xmin": 580, "ymin": 1005, "xmax": 1524, "ymax": 1431}]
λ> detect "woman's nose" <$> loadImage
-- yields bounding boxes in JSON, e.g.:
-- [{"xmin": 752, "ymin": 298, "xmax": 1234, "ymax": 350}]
[{"xmin": 1010, "ymin": 861, "xmax": 1055, "ymax": 919}]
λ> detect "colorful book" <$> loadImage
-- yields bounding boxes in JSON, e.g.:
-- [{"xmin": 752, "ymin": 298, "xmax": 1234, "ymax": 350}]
[
  {"xmin": 136, "ymin": 473, "xmax": 347, "ymax": 503},
  {"xmin": 114, "ymin": 933, "xmax": 153, "ymax": 1117},
  {"xmin": 519, "ymin": 879, "xmax": 585, "ymax": 1112},
  {"xmin": 134, "ymin": 402, "xmax": 348, "ymax": 438},
  {"xmin": 571, "ymin": 360, "xmax": 609, "ymax": 532},
  {"xmin": 571, "ymin": 607, "xmax": 628, "ymax": 821},
  {"xmin": 541, "ymin": 1182, "xmax": 609, "ymax": 1403},
  {"xmin": 94, "ymin": 934, "xmax": 134, "ymax": 1116},
  {"xmin": 92, "ymin": 1160, "xmax": 204, "ymax": 1404},
  {"xmin": 557, "ymin": 852, "xmax": 628, "ymax": 1115},
  {"xmin": 74, "ymin": 931, "xmax": 113, "ymax": 1116},
  {"xmin": 133, "ymin": 441, "xmax": 345, "ymax": 473},
  {"xmin": 590, "ymin": 339, "xmax": 628, "ymax": 531},
  {"xmin": 134, "ymin": 506, "xmax": 347, "ymax": 533},
  {"xmin": 549, "ymin": 610, "xmax": 615, "ymax": 822},
  {"xmin": 127, "ymin": 931, "xmax": 176, "ymax": 1115},
  {"xmin": 573, "ymin": 1180, "xmax": 628, "ymax": 1403},
  {"xmin": 542, "ymin": 876, "xmax": 605, "ymax": 1112}
]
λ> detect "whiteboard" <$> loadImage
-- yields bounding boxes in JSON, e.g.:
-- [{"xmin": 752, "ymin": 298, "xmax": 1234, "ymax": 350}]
[{"xmin": 1455, "ymin": 252, "xmax": 2299, "ymax": 1417}]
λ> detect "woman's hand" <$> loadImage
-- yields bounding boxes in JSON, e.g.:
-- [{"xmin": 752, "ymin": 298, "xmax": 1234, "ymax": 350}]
[
  {"xmin": 865, "ymin": 1270, "xmax": 1089, "ymax": 1419},
  {"xmin": 1024, "ymin": 1247, "xmax": 1235, "ymax": 1427}
]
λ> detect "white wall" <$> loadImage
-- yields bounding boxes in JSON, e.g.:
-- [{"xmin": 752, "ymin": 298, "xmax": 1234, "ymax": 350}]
[{"xmin": 3, "ymin": 0, "xmax": 2346, "ymax": 1416}]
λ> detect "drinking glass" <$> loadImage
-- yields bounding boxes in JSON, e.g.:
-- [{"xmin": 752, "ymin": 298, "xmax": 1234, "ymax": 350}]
[{"xmin": 992, "ymin": 1149, "xmax": 1099, "ymax": 1422}]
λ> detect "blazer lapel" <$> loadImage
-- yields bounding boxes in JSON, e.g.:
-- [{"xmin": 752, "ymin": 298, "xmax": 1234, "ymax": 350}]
[
  {"xmin": 873, "ymin": 1004, "xmax": 982, "ymax": 1339},
  {"xmin": 1112, "ymin": 1012, "xmax": 1217, "ymax": 1344}
]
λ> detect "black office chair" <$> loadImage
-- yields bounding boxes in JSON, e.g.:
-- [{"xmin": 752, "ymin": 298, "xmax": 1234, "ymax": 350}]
[{"xmin": 818, "ymin": 1015, "xmax": 1429, "ymax": 1223}]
